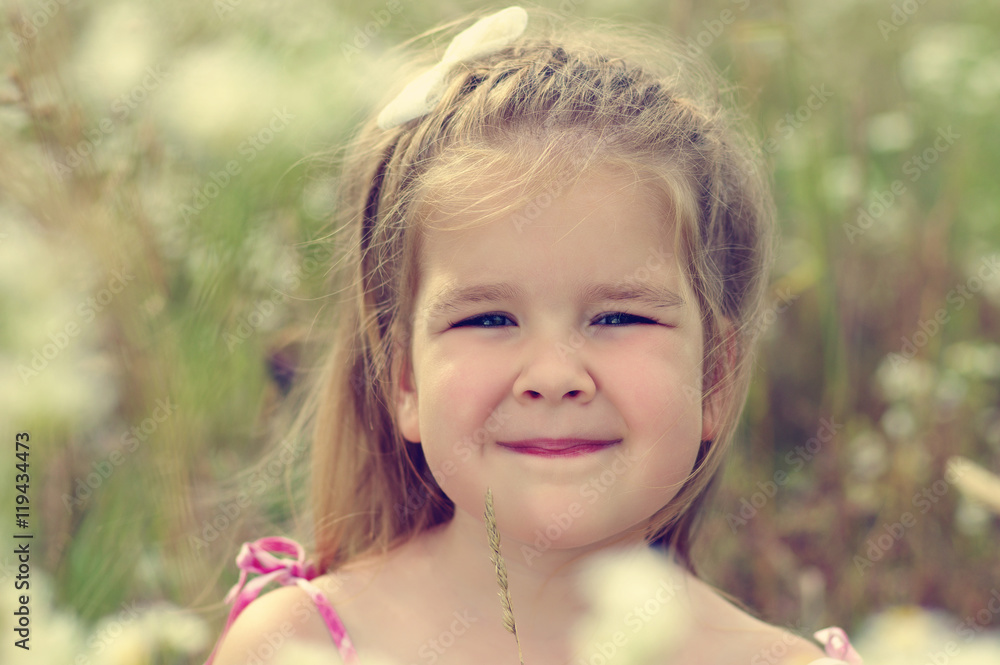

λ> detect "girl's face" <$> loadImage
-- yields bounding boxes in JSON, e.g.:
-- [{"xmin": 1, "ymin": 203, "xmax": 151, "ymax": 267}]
[{"xmin": 395, "ymin": 165, "xmax": 717, "ymax": 556}]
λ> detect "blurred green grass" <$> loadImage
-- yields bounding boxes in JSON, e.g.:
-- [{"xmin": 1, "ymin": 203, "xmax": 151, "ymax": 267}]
[{"xmin": 1, "ymin": 0, "xmax": 999, "ymax": 662}]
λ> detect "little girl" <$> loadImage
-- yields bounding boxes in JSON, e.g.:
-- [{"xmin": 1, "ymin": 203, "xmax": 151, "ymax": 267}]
[{"xmin": 203, "ymin": 7, "xmax": 862, "ymax": 665}]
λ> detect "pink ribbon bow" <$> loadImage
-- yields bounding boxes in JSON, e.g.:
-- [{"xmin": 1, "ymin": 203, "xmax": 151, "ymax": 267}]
[{"xmin": 203, "ymin": 537, "xmax": 358, "ymax": 664}]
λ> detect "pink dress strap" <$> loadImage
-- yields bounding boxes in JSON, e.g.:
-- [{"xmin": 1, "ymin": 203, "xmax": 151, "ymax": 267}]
[
  {"xmin": 203, "ymin": 537, "xmax": 360, "ymax": 665},
  {"xmin": 812, "ymin": 626, "xmax": 863, "ymax": 664}
]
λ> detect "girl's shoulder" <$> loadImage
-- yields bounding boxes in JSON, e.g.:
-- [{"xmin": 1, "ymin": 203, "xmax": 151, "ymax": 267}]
[
  {"xmin": 208, "ymin": 533, "xmax": 462, "ymax": 665},
  {"xmin": 207, "ymin": 540, "xmax": 383, "ymax": 665},
  {"xmin": 209, "ymin": 583, "xmax": 345, "ymax": 664},
  {"xmin": 679, "ymin": 573, "xmax": 854, "ymax": 664}
]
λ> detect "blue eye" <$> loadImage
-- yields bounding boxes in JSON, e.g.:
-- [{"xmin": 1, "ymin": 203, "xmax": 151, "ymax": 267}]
[
  {"xmin": 594, "ymin": 312, "xmax": 657, "ymax": 326},
  {"xmin": 450, "ymin": 311, "xmax": 659, "ymax": 328},
  {"xmin": 450, "ymin": 312, "xmax": 515, "ymax": 328}
]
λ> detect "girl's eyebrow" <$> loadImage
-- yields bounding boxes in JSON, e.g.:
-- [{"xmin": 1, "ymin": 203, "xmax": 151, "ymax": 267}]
[{"xmin": 424, "ymin": 281, "xmax": 686, "ymax": 319}]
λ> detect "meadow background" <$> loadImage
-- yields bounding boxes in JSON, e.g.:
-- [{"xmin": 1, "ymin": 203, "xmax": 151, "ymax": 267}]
[{"xmin": 2, "ymin": 0, "xmax": 1000, "ymax": 663}]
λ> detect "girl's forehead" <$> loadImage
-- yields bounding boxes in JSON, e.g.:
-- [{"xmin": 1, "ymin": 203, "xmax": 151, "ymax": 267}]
[
  {"xmin": 407, "ymin": 147, "xmax": 699, "ymax": 297},
  {"xmin": 413, "ymin": 169, "xmax": 689, "ymax": 291},
  {"xmin": 416, "ymin": 161, "xmax": 670, "ymax": 234},
  {"xmin": 413, "ymin": 132, "xmax": 660, "ymax": 229}
]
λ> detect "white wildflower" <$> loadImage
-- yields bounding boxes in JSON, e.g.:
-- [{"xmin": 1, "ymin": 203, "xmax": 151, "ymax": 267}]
[
  {"xmin": 80, "ymin": 601, "xmax": 212, "ymax": 664},
  {"xmin": 959, "ymin": 636, "xmax": 1000, "ymax": 664},
  {"xmin": 821, "ymin": 155, "xmax": 862, "ymax": 209},
  {"xmin": 900, "ymin": 24, "xmax": 988, "ymax": 99},
  {"xmin": 851, "ymin": 606, "xmax": 954, "ymax": 665},
  {"xmin": 954, "ymin": 495, "xmax": 991, "ymax": 537},
  {"xmin": 948, "ymin": 456, "xmax": 1000, "ymax": 515},
  {"xmin": 0, "ymin": 571, "xmax": 87, "ymax": 665},
  {"xmin": 99, "ymin": 623, "xmax": 150, "ymax": 665},
  {"xmin": 0, "ymin": 212, "xmax": 118, "ymax": 430},
  {"xmin": 71, "ymin": 3, "xmax": 163, "ymax": 105},
  {"xmin": 944, "ymin": 342, "xmax": 1000, "ymax": 380},
  {"xmin": 847, "ymin": 429, "xmax": 889, "ymax": 482},
  {"xmin": 866, "ymin": 111, "xmax": 915, "ymax": 153},
  {"xmin": 933, "ymin": 371, "xmax": 969, "ymax": 414},
  {"xmin": 968, "ymin": 56, "xmax": 1000, "ymax": 105},
  {"xmin": 572, "ymin": 547, "xmax": 691, "ymax": 665},
  {"xmin": 153, "ymin": 40, "xmax": 282, "ymax": 150},
  {"xmin": 879, "ymin": 403, "xmax": 917, "ymax": 442},
  {"xmin": 853, "ymin": 605, "xmax": 1000, "ymax": 665},
  {"xmin": 875, "ymin": 356, "xmax": 935, "ymax": 403},
  {"xmin": 143, "ymin": 603, "xmax": 211, "ymax": 654}
]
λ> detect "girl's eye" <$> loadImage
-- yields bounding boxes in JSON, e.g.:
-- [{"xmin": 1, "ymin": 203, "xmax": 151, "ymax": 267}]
[
  {"xmin": 450, "ymin": 312, "xmax": 515, "ymax": 328},
  {"xmin": 450, "ymin": 311, "xmax": 659, "ymax": 328},
  {"xmin": 593, "ymin": 312, "xmax": 657, "ymax": 326}
]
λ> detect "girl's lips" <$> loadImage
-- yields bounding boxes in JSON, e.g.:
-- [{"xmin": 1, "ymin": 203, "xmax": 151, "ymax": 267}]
[{"xmin": 495, "ymin": 438, "xmax": 622, "ymax": 457}]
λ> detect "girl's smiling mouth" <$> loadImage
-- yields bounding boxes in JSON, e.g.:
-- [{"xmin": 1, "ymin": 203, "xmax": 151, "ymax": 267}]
[{"xmin": 495, "ymin": 438, "xmax": 623, "ymax": 457}]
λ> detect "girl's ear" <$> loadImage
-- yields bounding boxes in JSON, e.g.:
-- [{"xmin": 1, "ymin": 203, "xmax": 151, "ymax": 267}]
[
  {"xmin": 393, "ymin": 342, "xmax": 421, "ymax": 443},
  {"xmin": 701, "ymin": 324, "xmax": 737, "ymax": 443}
]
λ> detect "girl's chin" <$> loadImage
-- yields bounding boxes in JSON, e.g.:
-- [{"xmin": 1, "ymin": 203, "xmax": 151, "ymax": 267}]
[
  {"xmin": 480, "ymin": 506, "xmax": 649, "ymax": 561},
  {"xmin": 446, "ymin": 484, "xmax": 662, "ymax": 556}
]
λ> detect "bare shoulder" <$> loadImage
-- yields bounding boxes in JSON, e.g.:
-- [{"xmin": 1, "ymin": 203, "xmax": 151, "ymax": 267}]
[
  {"xmin": 679, "ymin": 573, "xmax": 827, "ymax": 665},
  {"xmin": 209, "ymin": 549, "xmax": 397, "ymax": 665},
  {"xmin": 741, "ymin": 621, "xmax": 828, "ymax": 665},
  {"xmin": 209, "ymin": 582, "xmax": 345, "ymax": 665}
]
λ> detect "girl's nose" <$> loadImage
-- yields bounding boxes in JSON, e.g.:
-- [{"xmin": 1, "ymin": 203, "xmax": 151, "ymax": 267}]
[{"xmin": 512, "ymin": 330, "xmax": 596, "ymax": 404}]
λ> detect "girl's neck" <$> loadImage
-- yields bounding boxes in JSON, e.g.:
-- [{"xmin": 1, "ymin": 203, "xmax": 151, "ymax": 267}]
[{"xmin": 414, "ymin": 510, "xmax": 655, "ymax": 646}]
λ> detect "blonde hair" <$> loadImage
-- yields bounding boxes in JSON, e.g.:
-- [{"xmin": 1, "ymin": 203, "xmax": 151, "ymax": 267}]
[{"xmin": 291, "ymin": 7, "xmax": 775, "ymax": 574}]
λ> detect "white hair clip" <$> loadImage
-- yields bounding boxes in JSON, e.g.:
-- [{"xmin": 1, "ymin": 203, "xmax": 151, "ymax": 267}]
[{"xmin": 376, "ymin": 6, "xmax": 529, "ymax": 130}]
